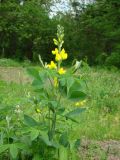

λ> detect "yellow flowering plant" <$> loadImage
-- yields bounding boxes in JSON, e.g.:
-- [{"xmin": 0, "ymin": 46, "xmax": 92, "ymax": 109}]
[{"xmin": 25, "ymin": 25, "xmax": 87, "ymax": 160}]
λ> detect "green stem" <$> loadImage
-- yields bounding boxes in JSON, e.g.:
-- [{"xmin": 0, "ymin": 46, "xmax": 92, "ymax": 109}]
[
  {"xmin": 48, "ymin": 108, "xmax": 51, "ymax": 140},
  {"xmin": 57, "ymin": 60, "xmax": 62, "ymax": 70},
  {"xmin": 50, "ymin": 92, "xmax": 62, "ymax": 141},
  {"xmin": 50, "ymin": 111, "xmax": 56, "ymax": 140}
]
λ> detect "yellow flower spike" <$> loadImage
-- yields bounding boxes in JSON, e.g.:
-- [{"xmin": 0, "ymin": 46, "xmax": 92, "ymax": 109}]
[
  {"xmin": 52, "ymin": 48, "xmax": 59, "ymax": 55},
  {"xmin": 55, "ymin": 53, "xmax": 62, "ymax": 61},
  {"xmin": 58, "ymin": 68, "xmax": 66, "ymax": 75},
  {"xmin": 36, "ymin": 108, "xmax": 41, "ymax": 113},
  {"xmin": 60, "ymin": 48, "xmax": 68, "ymax": 60},
  {"xmin": 53, "ymin": 77, "xmax": 59, "ymax": 88},
  {"xmin": 47, "ymin": 61, "xmax": 57, "ymax": 69}
]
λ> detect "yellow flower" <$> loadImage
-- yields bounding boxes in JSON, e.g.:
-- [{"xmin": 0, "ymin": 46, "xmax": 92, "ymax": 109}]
[
  {"xmin": 53, "ymin": 77, "xmax": 59, "ymax": 88},
  {"xmin": 82, "ymin": 100, "xmax": 87, "ymax": 103},
  {"xmin": 75, "ymin": 102, "xmax": 80, "ymax": 106},
  {"xmin": 75, "ymin": 100, "xmax": 86, "ymax": 107},
  {"xmin": 60, "ymin": 48, "xmax": 68, "ymax": 60},
  {"xmin": 52, "ymin": 48, "xmax": 59, "ymax": 55},
  {"xmin": 55, "ymin": 53, "xmax": 62, "ymax": 61},
  {"xmin": 47, "ymin": 61, "xmax": 57, "ymax": 69},
  {"xmin": 58, "ymin": 68, "xmax": 66, "ymax": 75},
  {"xmin": 36, "ymin": 108, "xmax": 41, "ymax": 113}
]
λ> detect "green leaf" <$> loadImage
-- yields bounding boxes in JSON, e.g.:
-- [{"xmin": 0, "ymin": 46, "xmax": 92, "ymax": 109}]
[
  {"xmin": 74, "ymin": 139, "xmax": 81, "ymax": 149},
  {"xmin": 49, "ymin": 101, "xmax": 60, "ymax": 111},
  {"xmin": 69, "ymin": 91, "xmax": 86, "ymax": 100},
  {"xmin": 67, "ymin": 77, "xmax": 74, "ymax": 91},
  {"xmin": 59, "ymin": 77, "xmax": 67, "ymax": 87},
  {"xmin": 30, "ymin": 129, "xmax": 39, "ymax": 141},
  {"xmin": 40, "ymin": 132, "xmax": 59, "ymax": 148},
  {"xmin": 59, "ymin": 132, "xmax": 69, "ymax": 147},
  {"xmin": 10, "ymin": 144, "xmax": 18, "ymax": 159},
  {"xmin": 67, "ymin": 79, "xmax": 86, "ymax": 100},
  {"xmin": 57, "ymin": 107, "xmax": 65, "ymax": 114},
  {"xmin": 14, "ymin": 143, "xmax": 28, "ymax": 150},
  {"xmin": 24, "ymin": 115, "xmax": 38, "ymax": 127},
  {"xmin": 65, "ymin": 116, "xmax": 79, "ymax": 123},
  {"xmin": 0, "ymin": 144, "xmax": 9, "ymax": 154},
  {"xmin": 39, "ymin": 132, "xmax": 51, "ymax": 146},
  {"xmin": 27, "ymin": 68, "xmax": 41, "ymax": 80},
  {"xmin": 65, "ymin": 108, "xmax": 86, "ymax": 118},
  {"xmin": 27, "ymin": 68, "xmax": 45, "ymax": 92}
]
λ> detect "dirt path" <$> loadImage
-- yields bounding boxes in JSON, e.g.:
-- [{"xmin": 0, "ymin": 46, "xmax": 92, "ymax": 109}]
[
  {"xmin": 79, "ymin": 139, "xmax": 120, "ymax": 160},
  {"xmin": 0, "ymin": 67, "xmax": 31, "ymax": 84}
]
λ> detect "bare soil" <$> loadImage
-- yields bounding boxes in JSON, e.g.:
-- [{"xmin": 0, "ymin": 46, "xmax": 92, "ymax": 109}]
[
  {"xmin": 0, "ymin": 67, "xmax": 31, "ymax": 84},
  {"xmin": 79, "ymin": 139, "xmax": 120, "ymax": 160}
]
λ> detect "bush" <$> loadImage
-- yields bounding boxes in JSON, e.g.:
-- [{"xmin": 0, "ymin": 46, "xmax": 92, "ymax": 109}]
[
  {"xmin": 105, "ymin": 52, "xmax": 120, "ymax": 68},
  {"xmin": 95, "ymin": 53, "xmax": 107, "ymax": 65}
]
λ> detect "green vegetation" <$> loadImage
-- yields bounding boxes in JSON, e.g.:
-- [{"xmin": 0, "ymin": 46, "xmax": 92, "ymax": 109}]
[
  {"xmin": 0, "ymin": 24, "xmax": 87, "ymax": 160},
  {"xmin": 0, "ymin": 58, "xmax": 32, "ymax": 67},
  {"xmin": 0, "ymin": 0, "xmax": 120, "ymax": 158},
  {"xmin": 0, "ymin": 0, "xmax": 120, "ymax": 67},
  {"xmin": 0, "ymin": 62, "xmax": 120, "ymax": 159}
]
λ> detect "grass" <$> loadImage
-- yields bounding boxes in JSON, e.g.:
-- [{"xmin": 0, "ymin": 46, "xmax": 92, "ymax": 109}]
[
  {"xmin": 0, "ymin": 59, "xmax": 120, "ymax": 159},
  {"xmin": 76, "ymin": 67, "xmax": 120, "ymax": 140},
  {"xmin": 0, "ymin": 62, "xmax": 120, "ymax": 140},
  {"xmin": 0, "ymin": 58, "xmax": 32, "ymax": 67}
]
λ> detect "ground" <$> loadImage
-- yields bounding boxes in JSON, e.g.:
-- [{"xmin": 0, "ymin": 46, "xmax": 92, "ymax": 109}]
[
  {"xmin": 79, "ymin": 139, "xmax": 120, "ymax": 160},
  {"xmin": 0, "ymin": 64, "xmax": 120, "ymax": 159}
]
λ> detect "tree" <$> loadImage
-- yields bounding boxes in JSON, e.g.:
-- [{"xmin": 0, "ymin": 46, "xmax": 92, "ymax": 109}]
[{"xmin": 0, "ymin": 0, "xmax": 57, "ymax": 61}]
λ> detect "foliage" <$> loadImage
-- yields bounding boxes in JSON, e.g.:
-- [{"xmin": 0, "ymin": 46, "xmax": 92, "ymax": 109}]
[
  {"xmin": 0, "ymin": 58, "xmax": 32, "ymax": 67},
  {"xmin": 105, "ymin": 52, "xmax": 120, "ymax": 68},
  {"xmin": 0, "ymin": 0, "xmax": 56, "ymax": 61},
  {"xmin": 0, "ymin": 66, "xmax": 120, "ymax": 159},
  {"xmin": 1, "ymin": 0, "xmax": 120, "ymax": 67},
  {"xmin": 58, "ymin": 0, "xmax": 120, "ymax": 66},
  {"xmin": 74, "ymin": 67, "xmax": 120, "ymax": 140}
]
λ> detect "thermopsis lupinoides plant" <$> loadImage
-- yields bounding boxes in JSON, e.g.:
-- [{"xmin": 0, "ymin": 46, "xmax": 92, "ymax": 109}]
[{"xmin": 26, "ymin": 25, "xmax": 87, "ymax": 159}]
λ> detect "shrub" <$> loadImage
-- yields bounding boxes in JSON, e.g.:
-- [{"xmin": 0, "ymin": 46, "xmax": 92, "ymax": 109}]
[
  {"xmin": 105, "ymin": 52, "xmax": 120, "ymax": 68},
  {"xmin": 95, "ymin": 53, "xmax": 107, "ymax": 65}
]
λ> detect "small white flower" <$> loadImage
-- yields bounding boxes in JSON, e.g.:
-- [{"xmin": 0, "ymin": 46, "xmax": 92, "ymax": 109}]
[
  {"xmin": 14, "ymin": 105, "xmax": 23, "ymax": 114},
  {"xmin": 20, "ymin": 1, "xmax": 24, "ymax": 6},
  {"xmin": 74, "ymin": 60, "xmax": 82, "ymax": 70},
  {"xmin": 26, "ymin": 92, "xmax": 31, "ymax": 98},
  {"xmin": 6, "ymin": 116, "xmax": 11, "ymax": 123}
]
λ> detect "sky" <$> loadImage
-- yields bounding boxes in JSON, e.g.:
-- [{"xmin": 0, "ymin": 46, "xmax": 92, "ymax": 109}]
[
  {"xmin": 50, "ymin": 0, "xmax": 93, "ymax": 17},
  {"xmin": 19, "ymin": 0, "xmax": 93, "ymax": 17},
  {"xmin": 50, "ymin": 0, "xmax": 70, "ymax": 16}
]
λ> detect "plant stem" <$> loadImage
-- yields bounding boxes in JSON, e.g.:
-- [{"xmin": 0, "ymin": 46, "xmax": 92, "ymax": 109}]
[{"xmin": 48, "ymin": 108, "xmax": 51, "ymax": 140}]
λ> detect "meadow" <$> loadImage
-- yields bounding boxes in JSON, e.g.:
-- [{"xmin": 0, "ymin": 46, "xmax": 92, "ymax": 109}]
[{"xmin": 0, "ymin": 58, "xmax": 120, "ymax": 159}]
